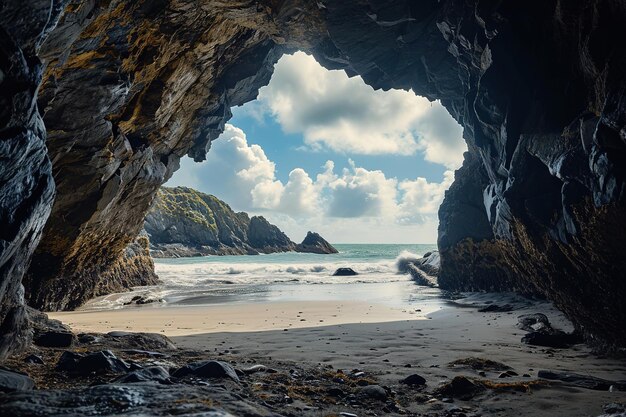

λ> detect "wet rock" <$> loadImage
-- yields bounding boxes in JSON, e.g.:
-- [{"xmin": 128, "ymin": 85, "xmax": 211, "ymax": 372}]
[
  {"xmin": 433, "ymin": 376, "xmax": 485, "ymax": 400},
  {"xmin": 400, "ymin": 251, "xmax": 439, "ymax": 287},
  {"xmin": 23, "ymin": 354, "xmax": 44, "ymax": 365},
  {"xmin": 333, "ymin": 268, "xmax": 358, "ymax": 276},
  {"xmin": 114, "ymin": 366, "xmax": 171, "ymax": 384},
  {"xmin": 0, "ymin": 383, "xmax": 274, "ymax": 416},
  {"xmin": 400, "ymin": 374, "xmax": 427, "ymax": 386},
  {"xmin": 57, "ymin": 351, "xmax": 132, "ymax": 375},
  {"xmin": 0, "ymin": 368, "xmax": 34, "ymax": 392},
  {"xmin": 358, "ymin": 384, "xmax": 388, "ymax": 400},
  {"xmin": 538, "ymin": 370, "xmax": 626, "ymax": 391},
  {"xmin": 173, "ymin": 360, "xmax": 240, "ymax": 382},
  {"xmin": 295, "ymin": 231, "xmax": 338, "ymax": 254}
]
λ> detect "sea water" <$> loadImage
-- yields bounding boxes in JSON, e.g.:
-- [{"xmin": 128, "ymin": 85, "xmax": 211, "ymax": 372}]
[{"xmin": 81, "ymin": 244, "xmax": 441, "ymax": 310}]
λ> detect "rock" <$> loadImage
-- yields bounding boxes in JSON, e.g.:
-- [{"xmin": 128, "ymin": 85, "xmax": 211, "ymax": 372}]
[
  {"xmin": 295, "ymin": 232, "xmax": 338, "ymax": 254},
  {"xmin": 56, "ymin": 351, "xmax": 84, "ymax": 373},
  {"xmin": 521, "ymin": 331, "xmax": 582, "ymax": 348},
  {"xmin": 145, "ymin": 187, "xmax": 301, "ymax": 257},
  {"xmin": 0, "ymin": 383, "xmax": 275, "ymax": 416},
  {"xmin": 173, "ymin": 360, "xmax": 240, "ymax": 382},
  {"xmin": 433, "ymin": 376, "xmax": 484, "ymax": 400},
  {"xmin": 23, "ymin": 355, "xmax": 44, "ymax": 365},
  {"xmin": 114, "ymin": 366, "xmax": 171, "ymax": 384},
  {"xmin": 0, "ymin": 368, "xmax": 35, "ymax": 393},
  {"xmin": 517, "ymin": 313, "xmax": 552, "ymax": 333},
  {"xmin": 600, "ymin": 403, "xmax": 626, "ymax": 416},
  {"xmin": 358, "ymin": 384, "xmax": 388, "ymax": 400},
  {"xmin": 0, "ymin": 0, "xmax": 625, "ymax": 355},
  {"xmin": 333, "ymin": 268, "xmax": 358, "ymax": 276},
  {"xmin": 29, "ymin": 310, "xmax": 74, "ymax": 348},
  {"xmin": 104, "ymin": 332, "xmax": 177, "ymax": 351},
  {"xmin": 403, "ymin": 251, "xmax": 439, "ymax": 287},
  {"xmin": 538, "ymin": 370, "xmax": 626, "ymax": 391},
  {"xmin": 33, "ymin": 331, "xmax": 73, "ymax": 348},
  {"xmin": 400, "ymin": 374, "xmax": 427, "ymax": 386},
  {"xmin": 478, "ymin": 304, "xmax": 514, "ymax": 312},
  {"xmin": 328, "ymin": 387, "xmax": 345, "ymax": 397},
  {"xmin": 57, "ymin": 351, "xmax": 132, "ymax": 375},
  {"xmin": 247, "ymin": 216, "xmax": 296, "ymax": 253}
]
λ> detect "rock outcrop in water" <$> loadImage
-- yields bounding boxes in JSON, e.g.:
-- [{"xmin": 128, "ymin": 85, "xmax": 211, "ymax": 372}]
[
  {"xmin": 145, "ymin": 186, "xmax": 336, "ymax": 257},
  {"xmin": 296, "ymin": 232, "xmax": 339, "ymax": 255},
  {"xmin": 0, "ymin": 0, "xmax": 625, "ymax": 355}
]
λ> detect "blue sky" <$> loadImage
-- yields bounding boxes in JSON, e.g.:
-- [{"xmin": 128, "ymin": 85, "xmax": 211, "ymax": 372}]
[
  {"xmin": 168, "ymin": 52, "xmax": 466, "ymax": 243},
  {"xmin": 230, "ymin": 105, "xmax": 448, "ymax": 185}
]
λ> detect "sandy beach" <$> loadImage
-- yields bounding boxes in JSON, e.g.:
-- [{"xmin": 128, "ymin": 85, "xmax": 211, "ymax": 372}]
[{"xmin": 49, "ymin": 295, "xmax": 626, "ymax": 416}]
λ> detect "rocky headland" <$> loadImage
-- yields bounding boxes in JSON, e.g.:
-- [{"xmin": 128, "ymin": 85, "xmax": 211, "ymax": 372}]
[{"xmin": 145, "ymin": 186, "xmax": 337, "ymax": 257}]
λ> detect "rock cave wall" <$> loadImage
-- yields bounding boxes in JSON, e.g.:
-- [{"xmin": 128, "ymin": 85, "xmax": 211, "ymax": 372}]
[{"xmin": 0, "ymin": 0, "xmax": 625, "ymax": 357}]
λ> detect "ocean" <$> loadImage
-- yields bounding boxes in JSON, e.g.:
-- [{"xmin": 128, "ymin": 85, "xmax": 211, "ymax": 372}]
[{"xmin": 81, "ymin": 244, "xmax": 441, "ymax": 311}]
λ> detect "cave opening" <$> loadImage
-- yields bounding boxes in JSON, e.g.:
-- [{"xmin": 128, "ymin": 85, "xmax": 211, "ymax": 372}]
[
  {"xmin": 1, "ymin": 1, "xmax": 626, "ymax": 414},
  {"xmin": 70, "ymin": 50, "xmax": 466, "ymax": 318}
]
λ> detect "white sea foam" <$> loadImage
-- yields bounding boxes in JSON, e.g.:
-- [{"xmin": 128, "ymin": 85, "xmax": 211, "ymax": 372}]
[{"xmin": 80, "ymin": 244, "xmax": 439, "ymax": 311}]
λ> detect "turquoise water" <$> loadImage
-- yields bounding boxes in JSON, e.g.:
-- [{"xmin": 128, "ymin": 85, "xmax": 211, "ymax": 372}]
[
  {"xmin": 155, "ymin": 243, "xmax": 437, "ymax": 266},
  {"xmin": 83, "ymin": 244, "xmax": 440, "ymax": 310}
]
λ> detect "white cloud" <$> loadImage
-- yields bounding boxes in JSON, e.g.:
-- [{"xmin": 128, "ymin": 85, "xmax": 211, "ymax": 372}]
[
  {"xmin": 247, "ymin": 51, "xmax": 466, "ymax": 169},
  {"xmin": 168, "ymin": 124, "xmax": 454, "ymax": 242}
]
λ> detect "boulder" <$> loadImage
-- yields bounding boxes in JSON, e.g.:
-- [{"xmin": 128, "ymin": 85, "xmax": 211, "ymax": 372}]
[
  {"xmin": 114, "ymin": 366, "xmax": 171, "ymax": 384},
  {"xmin": 0, "ymin": 368, "xmax": 34, "ymax": 393},
  {"xmin": 172, "ymin": 360, "xmax": 240, "ymax": 382},
  {"xmin": 295, "ymin": 232, "xmax": 338, "ymax": 254},
  {"xmin": 400, "ymin": 374, "xmax": 427, "ymax": 387},
  {"xmin": 333, "ymin": 268, "xmax": 358, "ymax": 276},
  {"xmin": 433, "ymin": 376, "xmax": 484, "ymax": 400},
  {"xmin": 57, "ymin": 350, "xmax": 133, "ymax": 375},
  {"xmin": 358, "ymin": 384, "xmax": 388, "ymax": 400}
]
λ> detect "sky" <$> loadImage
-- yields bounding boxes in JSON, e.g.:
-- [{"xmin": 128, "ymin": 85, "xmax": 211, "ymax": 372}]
[{"xmin": 167, "ymin": 51, "xmax": 467, "ymax": 244}]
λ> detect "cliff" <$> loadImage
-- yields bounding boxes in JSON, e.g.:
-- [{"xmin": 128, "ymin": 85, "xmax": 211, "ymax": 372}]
[
  {"xmin": 0, "ymin": 0, "xmax": 625, "ymax": 355},
  {"xmin": 145, "ymin": 187, "xmax": 335, "ymax": 257}
]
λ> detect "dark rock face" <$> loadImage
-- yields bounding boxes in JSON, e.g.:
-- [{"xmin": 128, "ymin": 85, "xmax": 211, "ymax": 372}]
[
  {"xmin": 25, "ymin": 233, "xmax": 158, "ymax": 311},
  {"xmin": 295, "ymin": 232, "xmax": 338, "ymax": 254},
  {"xmin": 0, "ymin": 0, "xmax": 624, "ymax": 352},
  {"xmin": 0, "ymin": 0, "xmax": 59, "ymax": 358},
  {"xmin": 247, "ymin": 216, "xmax": 295, "ymax": 253},
  {"xmin": 145, "ymin": 186, "xmax": 300, "ymax": 256}
]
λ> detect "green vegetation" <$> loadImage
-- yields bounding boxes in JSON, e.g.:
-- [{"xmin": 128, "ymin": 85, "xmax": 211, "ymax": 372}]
[{"xmin": 154, "ymin": 186, "xmax": 219, "ymax": 231}]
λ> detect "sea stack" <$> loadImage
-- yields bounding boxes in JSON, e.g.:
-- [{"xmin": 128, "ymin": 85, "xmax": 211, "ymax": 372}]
[{"xmin": 295, "ymin": 232, "xmax": 338, "ymax": 254}]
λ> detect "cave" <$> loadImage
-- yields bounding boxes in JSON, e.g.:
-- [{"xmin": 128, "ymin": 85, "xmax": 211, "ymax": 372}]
[{"xmin": 0, "ymin": 0, "xmax": 625, "ymax": 408}]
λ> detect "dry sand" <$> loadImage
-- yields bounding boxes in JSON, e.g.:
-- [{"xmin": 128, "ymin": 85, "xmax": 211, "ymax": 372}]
[{"xmin": 50, "ymin": 296, "xmax": 626, "ymax": 416}]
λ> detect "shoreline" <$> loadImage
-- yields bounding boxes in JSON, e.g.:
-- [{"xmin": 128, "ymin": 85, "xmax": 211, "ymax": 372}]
[{"xmin": 45, "ymin": 294, "xmax": 626, "ymax": 416}]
